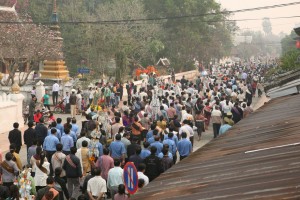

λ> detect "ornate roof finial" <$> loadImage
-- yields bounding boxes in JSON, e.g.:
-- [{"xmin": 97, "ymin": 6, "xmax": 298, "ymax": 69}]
[
  {"xmin": 51, "ymin": 0, "xmax": 58, "ymax": 23},
  {"xmin": 53, "ymin": 0, "xmax": 57, "ymax": 13}
]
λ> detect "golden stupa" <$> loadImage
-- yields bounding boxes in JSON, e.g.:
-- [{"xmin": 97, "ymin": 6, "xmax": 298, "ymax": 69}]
[{"xmin": 39, "ymin": 0, "xmax": 69, "ymax": 80}]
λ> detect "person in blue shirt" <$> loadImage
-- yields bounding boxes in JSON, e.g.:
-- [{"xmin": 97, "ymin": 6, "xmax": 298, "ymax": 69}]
[
  {"xmin": 56, "ymin": 118, "xmax": 64, "ymax": 135},
  {"xmin": 109, "ymin": 134, "xmax": 126, "ymax": 165},
  {"xmin": 43, "ymin": 128, "xmax": 59, "ymax": 176},
  {"xmin": 177, "ymin": 132, "xmax": 192, "ymax": 161},
  {"xmin": 63, "ymin": 123, "xmax": 77, "ymax": 145},
  {"xmin": 158, "ymin": 144, "xmax": 173, "ymax": 159},
  {"xmin": 61, "ymin": 128, "xmax": 74, "ymax": 155},
  {"xmin": 47, "ymin": 121, "xmax": 61, "ymax": 140},
  {"xmin": 163, "ymin": 128, "xmax": 179, "ymax": 147},
  {"xmin": 163, "ymin": 132, "xmax": 177, "ymax": 163},
  {"xmin": 219, "ymin": 121, "xmax": 232, "ymax": 135},
  {"xmin": 146, "ymin": 124, "xmax": 156, "ymax": 142},
  {"xmin": 71, "ymin": 118, "xmax": 79, "ymax": 136},
  {"xmin": 150, "ymin": 136, "xmax": 163, "ymax": 156},
  {"xmin": 140, "ymin": 142, "xmax": 151, "ymax": 159},
  {"xmin": 148, "ymin": 129, "xmax": 159, "ymax": 144}
]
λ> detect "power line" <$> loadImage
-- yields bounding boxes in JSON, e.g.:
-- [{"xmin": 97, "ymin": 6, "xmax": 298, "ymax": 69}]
[
  {"xmin": 1, "ymin": 1, "xmax": 300, "ymax": 25},
  {"xmin": 1, "ymin": 15, "xmax": 300, "ymax": 25}
]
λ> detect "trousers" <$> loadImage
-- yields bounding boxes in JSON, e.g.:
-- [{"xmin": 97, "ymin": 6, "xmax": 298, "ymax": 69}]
[
  {"xmin": 213, "ymin": 123, "xmax": 221, "ymax": 138},
  {"xmin": 71, "ymin": 105, "xmax": 76, "ymax": 118},
  {"xmin": 67, "ymin": 177, "xmax": 80, "ymax": 198}
]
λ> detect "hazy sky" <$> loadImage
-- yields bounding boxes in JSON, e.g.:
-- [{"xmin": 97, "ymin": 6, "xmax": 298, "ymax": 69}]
[{"xmin": 218, "ymin": 0, "xmax": 300, "ymax": 35}]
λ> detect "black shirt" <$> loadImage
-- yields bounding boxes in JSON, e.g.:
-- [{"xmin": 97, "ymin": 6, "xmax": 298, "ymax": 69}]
[
  {"xmin": 144, "ymin": 154, "xmax": 162, "ymax": 182},
  {"xmin": 127, "ymin": 143, "xmax": 140, "ymax": 159},
  {"xmin": 128, "ymin": 154, "xmax": 143, "ymax": 169},
  {"xmin": 54, "ymin": 176, "xmax": 70, "ymax": 200},
  {"xmin": 8, "ymin": 129, "xmax": 22, "ymax": 147},
  {"xmin": 35, "ymin": 123, "xmax": 48, "ymax": 144},
  {"xmin": 24, "ymin": 127, "xmax": 37, "ymax": 147}
]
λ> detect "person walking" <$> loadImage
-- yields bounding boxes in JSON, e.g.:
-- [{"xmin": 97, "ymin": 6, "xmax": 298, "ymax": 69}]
[
  {"xmin": 36, "ymin": 177, "xmax": 59, "ymax": 200},
  {"xmin": 24, "ymin": 121, "xmax": 37, "ymax": 152},
  {"xmin": 144, "ymin": 146, "xmax": 162, "ymax": 182},
  {"xmin": 43, "ymin": 90, "xmax": 50, "ymax": 111},
  {"xmin": 34, "ymin": 151, "xmax": 50, "ymax": 191},
  {"xmin": 107, "ymin": 159, "xmax": 124, "ymax": 200},
  {"xmin": 70, "ymin": 89, "xmax": 77, "ymax": 118},
  {"xmin": 35, "ymin": 118, "xmax": 48, "ymax": 145},
  {"xmin": 51, "ymin": 144, "xmax": 66, "ymax": 179},
  {"xmin": 211, "ymin": 105, "xmax": 222, "ymax": 138},
  {"xmin": 29, "ymin": 96, "xmax": 37, "ymax": 122},
  {"xmin": 177, "ymin": 132, "xmax": 193, "ymax": 161},
  {"xmin": 95, "ymin": 148, "xmax": 114, "ymax": 182},
  {"xmin": 52, "ymin": 81, "xmax": 60, "ymax": 106},
  {"xmin": 8, "ymin": 122, "xmax": 22, "ymax": 153},
  {"xmin": 63, "ymin": 147, "xmax": 82, "ymax": 199},
  {"xmin": 0, "ymin": 152, "xmax": 19, "ymax": 188},
  {"xmin": 43, "ymin": 128, "xmax": 59, "ymax": 176},
  {"xmin": 87, "ymin": 167, "xmax": 107, "ymax": 200},
  {"xmin": 109, "ymin": 134, "xmax": 126, "ymax": 165},
  {"xmin": 61, "ymin": 128, "xmax": 74, "ymax": 155}
]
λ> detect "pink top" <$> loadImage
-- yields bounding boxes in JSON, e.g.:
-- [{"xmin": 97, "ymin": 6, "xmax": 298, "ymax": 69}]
[
  {"xmin": 95, "ymin": 155, "xmax": 114, "ymax": 180},
  {"xmin": 114, "ymin": 194, "xmax": 129, "ymax": 200}
]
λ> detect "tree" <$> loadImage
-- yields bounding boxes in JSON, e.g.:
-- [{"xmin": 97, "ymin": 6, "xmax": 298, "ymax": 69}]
[
  {"xmin": 281, "ymin": 31, "xmax": 297, "ymax": 55},
  {"xmin": 0, "ymin": 14, "xmax": 61, "ymax": 86},
  {"xmin": 143, "ymin": 0, "xmax": 235, "ymax": 71},
  {"xmin": 115, "ymin": 51, "xmax": 127, "ymax": 83},
  {"xmin": 280, "ymin": 49, "xmax": 300, "ymax": 71},
  {"xmin": 262, "ymin": 17, "xmax": 272, "ymax": 36}
]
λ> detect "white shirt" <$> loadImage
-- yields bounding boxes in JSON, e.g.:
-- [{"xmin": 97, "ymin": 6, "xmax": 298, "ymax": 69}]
[
  {"xmin": 76, "ymin": 137, "xmax": 91, "ymax": 149},
  {"xmin": 87, "ymin": 176, "xmax": 107, "ymax": 196},
  {"xmin": 52, "ymin": 83, "xmax": 60, "ymax": 92},
  {"xmin": 139, "ymin": 92, "xmax": 148, "ymax": 100},
  {"xmin": 34, "ymin": 161, "xmax": 50, "ymax": 186},
  {"xmin": 211, "ymin": 109, "xmax": 222, "ymax": 117},
  {"xmin": 138, "ymin": 171, "xmax": 149, "ymax": 187},
  {"xmin": 107, "ymin": 167, "xmax": 124, "ymax": 188},
  {"xmin": 179, "ymin": 124, "xmax": 194, "ymax": 138}
]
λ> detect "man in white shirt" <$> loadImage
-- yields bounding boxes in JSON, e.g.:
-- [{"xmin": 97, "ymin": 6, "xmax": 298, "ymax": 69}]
[
  {"xmin": 52, "ymin": 81, "xmax": 60, "ymax": 106},
  {"xmin": 87, "ymin": 167, "xmax": 107, "ymax": 200},
  {"xmin": 137, "ymin": 163, "xmax": 149, "ymax": 187},
  {"xmin": 107, "ymin": 159, "xmax": 124, "ymax": 199},
  {"xmin": 76, "ymin": 132, "xmax": 91, "ymax": 149},
  {"xmin": 139, "ymin": 89, "xmax": 148, "ymax": 101},
  {"xmin": 211, "ymin": 106, "xmax": 223, "ymax": 138},
  {"xmin": 179, "ymin": 120, "xmax": 194, "ymax": 146},
  {"xmin": 63, "ymin": 92, "xmax": 70, "ymax": 113}
]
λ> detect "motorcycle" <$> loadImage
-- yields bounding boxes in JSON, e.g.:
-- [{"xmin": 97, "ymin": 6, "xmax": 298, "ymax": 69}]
[{"xmin": 54, "ymin": 99, "xmax": 65, "ymax": 113}]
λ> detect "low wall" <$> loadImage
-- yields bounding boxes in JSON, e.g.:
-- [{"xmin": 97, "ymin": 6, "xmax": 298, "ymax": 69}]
[
  {"xmin": 0, "ymin": 93, "xmax": 25, "ymax": 134},
  {"xmin": 122, "ymin": 70, "xmax": 199, "ymax": 98}
]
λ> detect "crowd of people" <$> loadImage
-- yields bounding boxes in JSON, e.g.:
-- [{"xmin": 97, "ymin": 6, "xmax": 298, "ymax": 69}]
[{"xmin": 0, "ymin": 63, "xmax": 264, "ymax": 199}]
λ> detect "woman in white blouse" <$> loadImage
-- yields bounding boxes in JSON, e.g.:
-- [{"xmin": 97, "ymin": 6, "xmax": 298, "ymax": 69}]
[{"xmin": 33, "ymin": 151, "xmax": 50, "ymax": 191}]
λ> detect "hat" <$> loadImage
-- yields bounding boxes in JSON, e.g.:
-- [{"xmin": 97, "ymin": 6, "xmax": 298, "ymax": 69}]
[
  {"xmin": 71, "ymin": 89, "xmax": 76, "ymax": 93},
  {"xmin": 226, "ymin": 112, "xmax": 232, "ymax": 116}
]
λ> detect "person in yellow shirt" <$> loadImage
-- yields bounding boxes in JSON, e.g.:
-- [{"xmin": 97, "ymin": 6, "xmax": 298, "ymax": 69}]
[{"xmin": 10, "ymin": 144, "xmax": 22, "ymax": 170}]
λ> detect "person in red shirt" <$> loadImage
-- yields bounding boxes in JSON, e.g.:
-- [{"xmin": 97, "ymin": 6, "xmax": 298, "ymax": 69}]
[{"xmin": 34, "ymin": 110, "xmax": 43, "ymax": 123}]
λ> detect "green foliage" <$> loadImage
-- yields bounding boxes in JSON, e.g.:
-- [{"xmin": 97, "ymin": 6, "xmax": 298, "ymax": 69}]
[
  {"xmin": 280, "ymin": 49, "xmax": 300, "ymax": 71},
  {"xmin": 262, "ymin": 17, "xmax": 272, "ymax": 35},
  {"xmin": 281, "ymin": 31, "xmax": 297, "ymax": 55},
  {"xmin": 25, "ymin": 0, "xmax": 235, "ymax": 77},
  {"xmin": 143, "ymin": 0, "xmax": 235, "ymax": 72}
]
